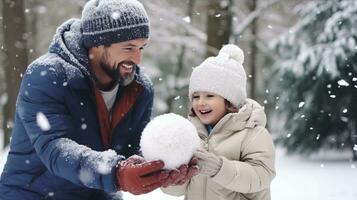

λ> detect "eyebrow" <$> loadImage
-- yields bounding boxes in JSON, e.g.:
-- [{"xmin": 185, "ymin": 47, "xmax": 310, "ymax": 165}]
[{"xmin": 123, "ymin": 43, "xmax": 147, "ymax": 48}]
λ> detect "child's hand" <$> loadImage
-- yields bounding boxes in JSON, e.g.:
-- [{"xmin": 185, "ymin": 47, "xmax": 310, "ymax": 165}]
[{"xmin": 193, "ymin": 148, "xmax": 223, "ymax": 177}]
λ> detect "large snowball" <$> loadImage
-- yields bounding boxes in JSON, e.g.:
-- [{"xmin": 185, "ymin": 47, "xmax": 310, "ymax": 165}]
[{"xmin": 140, "ymin": 113, "xmax": 201, "ymax": 169}]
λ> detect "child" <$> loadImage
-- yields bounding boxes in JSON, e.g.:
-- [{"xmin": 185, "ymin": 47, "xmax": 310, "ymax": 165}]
[{"xmin": 162, "ymin": 44, "xmax": 276, "ymax": 200}]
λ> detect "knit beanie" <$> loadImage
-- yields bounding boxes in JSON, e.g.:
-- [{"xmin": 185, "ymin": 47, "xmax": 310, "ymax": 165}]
[
  {"xmin": 81, "ymin": 0, "xmax": 149, "ymax": 48},
  {"xmin": 189, "ymin": 44, "xmax": 247, "ymax": 108}
]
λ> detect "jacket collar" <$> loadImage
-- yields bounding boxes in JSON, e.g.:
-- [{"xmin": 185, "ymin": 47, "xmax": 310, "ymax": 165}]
[{"xmin": 189, "ymin": 99, "xmax": 267, "ymax": 137}]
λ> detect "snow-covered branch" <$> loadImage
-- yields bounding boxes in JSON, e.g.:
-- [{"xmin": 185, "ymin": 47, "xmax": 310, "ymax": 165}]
[
  {"xmin": 233, "ymin": 0, "xmax": 282, "ymax": 36},
  {"xmin": 144, "ymin": 1, "xmax": 206, "ymax": 42}
]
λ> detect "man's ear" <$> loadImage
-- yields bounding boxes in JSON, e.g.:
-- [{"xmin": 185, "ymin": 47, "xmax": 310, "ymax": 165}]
[{"xmin": 88, "ymin": 46, "xmax": 102, "ymax": 60}]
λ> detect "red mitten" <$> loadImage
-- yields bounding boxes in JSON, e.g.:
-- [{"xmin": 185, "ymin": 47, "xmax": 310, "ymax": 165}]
[
  {"xmin": 117, "ymin": 156, "xmax": 169, "ymax": 195},
  {"xmin": 162, "ymin": 157, "xmax": 199, "ymax": 187}
]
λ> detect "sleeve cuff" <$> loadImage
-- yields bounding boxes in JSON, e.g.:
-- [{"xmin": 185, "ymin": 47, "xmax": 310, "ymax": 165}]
[{"xmin": 211, "ymin": 156, "xmax": 237, "ymax": 186}]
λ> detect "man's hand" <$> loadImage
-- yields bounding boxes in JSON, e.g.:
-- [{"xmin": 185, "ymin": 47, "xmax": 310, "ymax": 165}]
[
  {"xmin": 193, "ymin": 148, "xmax": 223, "ymax": 177},
  {"xmin": 116, "ymin": 155, "xmax": 169, "ymax": 195},
  {"xmin": 162, "ymin": 157, "xmax": 199, "ymax": 187}
]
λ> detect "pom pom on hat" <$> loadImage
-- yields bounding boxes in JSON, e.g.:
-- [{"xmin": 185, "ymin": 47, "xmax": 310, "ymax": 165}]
[
  {"xmin": 189, "ymin": 44, "xmax": 247, "ymax": 108},
  {"xmin": 218, "ymin": 44, "xmax": 244, "ymax": 65}
]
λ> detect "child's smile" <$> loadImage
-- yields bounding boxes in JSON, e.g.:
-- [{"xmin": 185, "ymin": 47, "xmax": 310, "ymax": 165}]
[{"xmin": 192, "ymin": 91, "xmax": 227, "ymax": 126}]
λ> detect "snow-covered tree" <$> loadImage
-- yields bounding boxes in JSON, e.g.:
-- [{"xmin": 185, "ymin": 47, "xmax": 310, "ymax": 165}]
[{"xmin": 271, "ymin": 0, "xmax": 357, "ymax": 159}]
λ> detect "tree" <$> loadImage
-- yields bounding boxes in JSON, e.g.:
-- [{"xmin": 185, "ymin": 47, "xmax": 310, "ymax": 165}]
[
  {"xmin": 271, "ymin": 0, "xmax": 357, "ymax": 160},
  {"xmin": 246, "ymin": 0, "xmax": 258, "ymax": 100},
  {"xmin": 143, "ymin": 0, "xmax": 205, "ymax": 116},
  {"xmin": 206, "ymin": 0, "xmax": 233, "ymax": 57},
  {"xmin": 232, "ymin": 0, "xmax": 285, "ymax": 100},
  {"xmin": 2, "ymin": 0, "xmax": 28, "ymax": 147}
]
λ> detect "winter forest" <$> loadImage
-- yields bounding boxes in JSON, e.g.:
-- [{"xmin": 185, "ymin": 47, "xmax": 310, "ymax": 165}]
[{"xmin": 0, "ymin": 0, "xmax": 357, "ymax": 199}]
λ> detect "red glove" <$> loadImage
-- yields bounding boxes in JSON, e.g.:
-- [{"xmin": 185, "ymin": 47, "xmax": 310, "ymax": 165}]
[
  {"xmin": 162, "ymin": 157, "xmax": 199, "ymax": 187},
  {"xmin": 116, "ymin": 155, "xmax": 169, "ymax": 195}
]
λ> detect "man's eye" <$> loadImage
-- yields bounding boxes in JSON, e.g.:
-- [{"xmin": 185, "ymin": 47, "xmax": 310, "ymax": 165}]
[
  {"xmin": 139, "ymin": 47, "xmax": 144, "ymax": 51},
  {"xmin": 124, "ymin": 48, "xmax": 132, "ymax": 51}
]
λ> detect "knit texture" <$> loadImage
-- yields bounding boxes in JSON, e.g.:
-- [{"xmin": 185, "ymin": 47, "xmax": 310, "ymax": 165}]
[
  {"xmin": 189, "ymin": 44, "xmax": 247, "ymax": 108},
  {"xmin": 81, "ymin": 0, "xmax": 149, "ymax": 48}
]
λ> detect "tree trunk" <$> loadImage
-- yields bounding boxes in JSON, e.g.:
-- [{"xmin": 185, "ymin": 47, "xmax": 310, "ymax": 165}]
[
  {"xmin": 247, "ymin": 0, "xmax": 258, "ymax": 100},
  {"xmin": 206, "ymin": 0, "xmax": 233, "ymax": 57},
  {"xmin": 2, "ymin": 0, "xmax": 28, "ymax": 148},
  {"xmin": 349, "ymin": 120, "xmax": 357, "ymax": 161},
  {"xmin": 27, "ymin": 0, "xmax": 39, "ymax": 60},
  {"xmin": 166, "ymin": 0, "xmax": 196, "ymax": 114}
]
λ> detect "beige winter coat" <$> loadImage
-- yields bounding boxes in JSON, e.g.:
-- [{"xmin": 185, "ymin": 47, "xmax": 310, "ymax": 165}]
[{"xmin": 162, "ymin": 99, "xmax": 276, "ymax": 200}]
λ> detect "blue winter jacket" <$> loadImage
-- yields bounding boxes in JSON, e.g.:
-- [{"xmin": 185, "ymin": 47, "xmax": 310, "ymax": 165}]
[{"xmin": 0, "ymin": 19, "xmax": 154, "ymax": 200}]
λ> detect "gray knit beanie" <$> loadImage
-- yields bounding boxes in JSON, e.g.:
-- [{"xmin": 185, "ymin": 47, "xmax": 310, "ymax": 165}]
[
  {"xmin": 81, "ymin": 0, "xmax": 149, "ymax": 48},
  {"xmin": 189, "ymin": 44, "xmax": 247, "ymax": 108}
]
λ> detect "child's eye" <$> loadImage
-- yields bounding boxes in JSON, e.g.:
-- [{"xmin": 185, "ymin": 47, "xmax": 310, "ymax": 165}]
[
  {"xmin": 207, "ymin": 94, "xmax": 215, "ymax": 98},
  {"xmin": 192, "ymin": 95, "xmax": 199, "ymax": 99}
]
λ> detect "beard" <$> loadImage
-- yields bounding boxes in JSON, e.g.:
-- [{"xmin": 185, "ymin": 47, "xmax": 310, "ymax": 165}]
[{"xmin": 99, "ymin": 59, "xmax": 136, "ymax": 86}]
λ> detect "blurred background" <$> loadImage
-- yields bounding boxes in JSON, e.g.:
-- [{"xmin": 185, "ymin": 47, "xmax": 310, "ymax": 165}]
[{"xmin": 0, "ymin": 0, "xmax": 356, "ymax": 199}]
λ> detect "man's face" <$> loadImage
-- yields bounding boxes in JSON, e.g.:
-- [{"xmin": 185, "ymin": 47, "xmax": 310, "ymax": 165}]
[{"xmin": 99, "ymin": 38, "xmax": 147, "ymax": 86}]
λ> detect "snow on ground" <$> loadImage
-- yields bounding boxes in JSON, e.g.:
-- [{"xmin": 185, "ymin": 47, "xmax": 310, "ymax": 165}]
[
  {"xmin": 0, "ymin": 147, "xmax": 356, "ymax": 200},
  {"xmin": 0, "ymin": 146, "xmax": 9, "ymax": 174},
  {"xmin": 123, "ymin": 147, "xmax": 357, "ymax": 200},
  {"xmin": 271, "ymin": 148, "xmax": 357, "ymax": 200}
]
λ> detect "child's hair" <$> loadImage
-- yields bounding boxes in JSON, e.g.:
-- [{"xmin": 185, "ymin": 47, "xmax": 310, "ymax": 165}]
[{"xmin": 189, "ymin": 99, "xmax": 238, "ymax": 117}]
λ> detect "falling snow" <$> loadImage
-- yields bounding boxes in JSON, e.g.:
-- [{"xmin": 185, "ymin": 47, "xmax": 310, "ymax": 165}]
[
  {"xmin": 182, "ymin": 16, "xmax": 191, "ymax": 23},
  {"xmin": 81, "ymin": 124, "xmax": 87, "ymax": 130},
  {"xmin": 298, "ymin": 102, "xmax": 305, "ymax": 108},
  {"xmin": 337, "ymin": 79, "xmax": 349, "ymax": 86},
  {"xmin": 111, "ymin": 11, "xmax": 120, "ymax": 20},
  {"xmin": 36, "ymin": 112, "xmax": 51, "ymax": 131}
]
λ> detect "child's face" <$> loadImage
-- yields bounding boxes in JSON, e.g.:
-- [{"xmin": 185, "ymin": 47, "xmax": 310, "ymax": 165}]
[{"xmin": 192, "ymin": 91, "xmax": 227, "ymax": 126}]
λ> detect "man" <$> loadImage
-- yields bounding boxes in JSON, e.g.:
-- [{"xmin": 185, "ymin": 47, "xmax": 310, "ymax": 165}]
[{"xmin": 0, "ymin": 0, "xmax": 197, "ymax": 199}]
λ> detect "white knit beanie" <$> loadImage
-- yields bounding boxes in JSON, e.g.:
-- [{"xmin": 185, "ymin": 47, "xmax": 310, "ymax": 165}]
[{"xmin": 189, "ymin": 44, "xmax": 247, "ymax": 108}]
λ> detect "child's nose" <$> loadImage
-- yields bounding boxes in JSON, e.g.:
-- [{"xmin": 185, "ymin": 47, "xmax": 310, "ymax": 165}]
[{"xmin": 198, "ymin": 99, "xmax": 206, "ymax": 106}]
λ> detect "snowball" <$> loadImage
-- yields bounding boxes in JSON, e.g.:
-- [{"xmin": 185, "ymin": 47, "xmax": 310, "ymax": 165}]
[
  {"xmin": 218, "ymin": 44, "xmax": 244, "ymax": 64},
  {"xmin": 140, "ymin": 113, "xmax": 201, "ymax": 169}
]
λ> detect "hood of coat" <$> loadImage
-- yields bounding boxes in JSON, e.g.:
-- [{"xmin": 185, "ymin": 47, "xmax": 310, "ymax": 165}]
[
  {"xmin": 49, "ymin": 18, "xmax": 91, "ymax": 79},
  {"xmin": 189, "ymin": 98, "xmax": 267, "ymax": 136}
]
